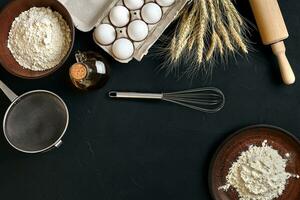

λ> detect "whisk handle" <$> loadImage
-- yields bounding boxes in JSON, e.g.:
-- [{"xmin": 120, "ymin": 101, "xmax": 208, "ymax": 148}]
[{"xmin": 109, "ymin": 91, "xmax": 163, "ymax": 100}]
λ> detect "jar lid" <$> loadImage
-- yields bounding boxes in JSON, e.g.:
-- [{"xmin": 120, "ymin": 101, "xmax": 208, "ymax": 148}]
[{"xmin": 70, "ymin": 63, "xmax": 87, "ymax": 80}]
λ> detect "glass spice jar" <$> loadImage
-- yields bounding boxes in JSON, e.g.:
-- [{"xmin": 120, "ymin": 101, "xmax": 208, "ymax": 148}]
[{"xmin": 69, "ymin": 51, "xmax": 110, "ymax": 90}]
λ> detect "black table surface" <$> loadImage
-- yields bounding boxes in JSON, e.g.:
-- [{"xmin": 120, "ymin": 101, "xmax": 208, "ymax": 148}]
[{"xmin": 1, "ymin": 1, "xmax": 300, "ymax": 199}]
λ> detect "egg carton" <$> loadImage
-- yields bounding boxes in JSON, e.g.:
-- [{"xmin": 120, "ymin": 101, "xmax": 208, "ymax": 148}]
[{"xmin": 58, "ymin": 0, "xmax": 189, "ymax": 63}]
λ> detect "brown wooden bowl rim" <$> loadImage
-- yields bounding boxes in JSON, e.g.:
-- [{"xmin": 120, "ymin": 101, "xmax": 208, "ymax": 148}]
[
  {"xmin": 0, "ymin": 0, "xmax": 75, "ymax": 79},
  {"xmin": 208, "ymin": 124, "xmax": 300, "ymax": 200}
]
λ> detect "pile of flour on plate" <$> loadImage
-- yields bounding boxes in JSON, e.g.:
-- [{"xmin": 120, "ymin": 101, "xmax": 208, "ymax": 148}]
[
  {"xmin": 219, "ymin": 140, "xmax": 299, "ymax": 200},
  {"xmin": 7, "ymin": 7, "xmax": 71, "ymax": 71}
]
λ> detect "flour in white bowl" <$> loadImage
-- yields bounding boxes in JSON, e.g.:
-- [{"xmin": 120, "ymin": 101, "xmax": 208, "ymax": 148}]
[
  {"xmin": 7, "ymin": 7, "xmax": 71, "ymax": 71},
  {"xmin": 219, "ymin": 140, "xmax": 299, "ymax": 200}
]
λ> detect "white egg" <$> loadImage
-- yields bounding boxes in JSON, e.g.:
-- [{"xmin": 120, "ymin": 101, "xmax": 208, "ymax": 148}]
[
  {"xmin": 156, "ymin": 0, "xmax": 175, "ymax": 7},
  {"xmin": 127, "ymin": 20, "xmax": 149, "ymax": 41},
  {"xmin": 112, "ymin": 38, "xmax": 134, "ymax": 60},
  {"xmin": 123, "ymin": 0, "xmax": 144, "ymax": 10},
  {"xmin": 109, "ymin": 6, "xmax": 130, "ymax": 27},
  {"xmin": 94, "ymin": 24, "xmax": 116, "ymax": 45},
  {"xmin": 141, "ymin": 3, "xmax": 162, "ymax": 24}
]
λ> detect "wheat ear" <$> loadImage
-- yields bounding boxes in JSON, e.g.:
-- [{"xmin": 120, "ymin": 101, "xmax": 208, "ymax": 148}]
[
  {"xmin": 187, "ymin": 7, "xmax": 199, "ymax": 51},
  {"xmin": 214, "ymin": 0, "xmax": 234, "ymax": 52},
  {"xmin": 174, "ymin": 6, "xmax": 198, "ymax": 61},
  {"xmin": 206, "ymin": 32, "xmax": 218, "ymax": 61},
  {"xmin": 170, "ymin": 34, "xmax": 178, "ymax": 61},
  {"xmin": 221, "ymin": 0, "xmax": 248, "ymax": 53},
  {"xmin": 196, "ymin": 0, "xmax": 209, "ymax": 63},
  {"xmin": 173, "ymin": 11, "xmax": 189, "ymax": 61},
  {"xmin": 216, "ymin": 33, "xmax": 224, "ymax": 55},
  {"xmin": 224, "ymin": 0, "xmax": 243, "ymax": 25}
]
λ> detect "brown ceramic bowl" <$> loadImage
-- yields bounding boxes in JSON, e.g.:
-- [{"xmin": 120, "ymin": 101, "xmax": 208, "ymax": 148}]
[
  {"xmin": 0, "ymin": 0, "xmax": 75, "ymax": 79},
  {"xmin": 209, "ymin": 125, "xmax": 300, "ymax": 200}
]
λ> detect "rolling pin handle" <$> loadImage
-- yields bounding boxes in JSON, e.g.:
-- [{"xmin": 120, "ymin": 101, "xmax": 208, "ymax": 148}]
[{"xmin": 271, "ymin": 41, "xmax": 295, "ymax": 85}]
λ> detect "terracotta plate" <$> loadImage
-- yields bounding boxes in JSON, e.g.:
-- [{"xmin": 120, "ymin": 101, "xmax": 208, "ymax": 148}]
[{"xmin": 209, "ymin": 125, "xmax": 300, "ymax": 200}]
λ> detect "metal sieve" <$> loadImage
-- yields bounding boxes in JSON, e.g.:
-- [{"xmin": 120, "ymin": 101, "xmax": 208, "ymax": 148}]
[{"xmin": 0, "ymin": 80, "xmax": 69, "ymax": 153}]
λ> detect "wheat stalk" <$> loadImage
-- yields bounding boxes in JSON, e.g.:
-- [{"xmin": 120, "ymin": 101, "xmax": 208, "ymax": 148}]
[
  {"xmin": 166, "ymin": 0, "xmax": 249, "ymax": 75},
  {"xmin": 230, "ymin": 26, "xmax": 248, "ymax": 53},
  {"xmin": 172, "ymin": 6, "xmax": 197, "ymax": 61},
  {"xmin": 206, "ymin": 32, "xmax": 218, "ymax": 61},
  {"xmin": 172, "ymin": 11, "xmax": 189, "ymax": 60},
  {"xmin": 187, "ymin": 7, "xmax": 200, "ymax": 51},
  {"xmin": 196, "ymin": 0, "xmax": 209, "ymax": 63},
  {"xmin": 208, "ymin": 0, "xmax": 216, "ymax": 24},
  {"xmin": 216, "ymin": 20, "xmax": 234, "ymax": 51},
  {"xmin": 187, "ymin": 34, "xmax": 195, "ymax": 51},
  {"xmin": 216, "ymin": 33, "xmax": 224, "ymax": 55},
  {"xmin": 221, "ymin": 0, "xmax": 248, "ymax": 53},
  {"xmin": 224, "ymin": 0, "xmax": 243, "ymax": 25},
  {"xmin": 223, "ymin": 3, "xmax": 242, "ymax": 33},
  {"xmin": 170, "ymin": 34, "xmax": 178, "ymax": 61}
]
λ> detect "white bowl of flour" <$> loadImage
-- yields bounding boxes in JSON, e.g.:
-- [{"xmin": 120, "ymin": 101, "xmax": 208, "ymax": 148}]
[{"xmin": 0, "ymin": 0, "xmax": 74, "ymax": 79}]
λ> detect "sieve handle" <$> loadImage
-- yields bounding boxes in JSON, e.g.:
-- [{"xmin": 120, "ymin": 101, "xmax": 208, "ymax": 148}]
[{"xmin": 0, "ymin": 80, "xmax": 18, "ymax": 102}]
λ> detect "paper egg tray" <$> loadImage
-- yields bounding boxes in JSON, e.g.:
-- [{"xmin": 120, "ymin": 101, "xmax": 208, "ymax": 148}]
[{"xmin": 93, "ymin": 0, "xmax": 188, "ymax": 63}]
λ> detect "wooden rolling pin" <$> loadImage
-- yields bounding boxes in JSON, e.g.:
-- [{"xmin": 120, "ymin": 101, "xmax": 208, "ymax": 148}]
[{"xmin": 249, "ymin": 0, "xmax": 295, "ymax": 85}]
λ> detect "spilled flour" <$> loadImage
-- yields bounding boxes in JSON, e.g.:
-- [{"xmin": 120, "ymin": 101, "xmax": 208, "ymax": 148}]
[
  {"xmin": 219, "ymin": 140, "xmax": 299, "ymax": 200},
  {"xmin": 8, "ymin": 7, "xmax": 71, "ymax": 71}
]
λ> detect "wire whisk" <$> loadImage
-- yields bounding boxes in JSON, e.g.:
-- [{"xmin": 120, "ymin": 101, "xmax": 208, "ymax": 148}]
[{"xmin": 109, "ymin": 87, "xmax": 225, "ymax": 113}]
